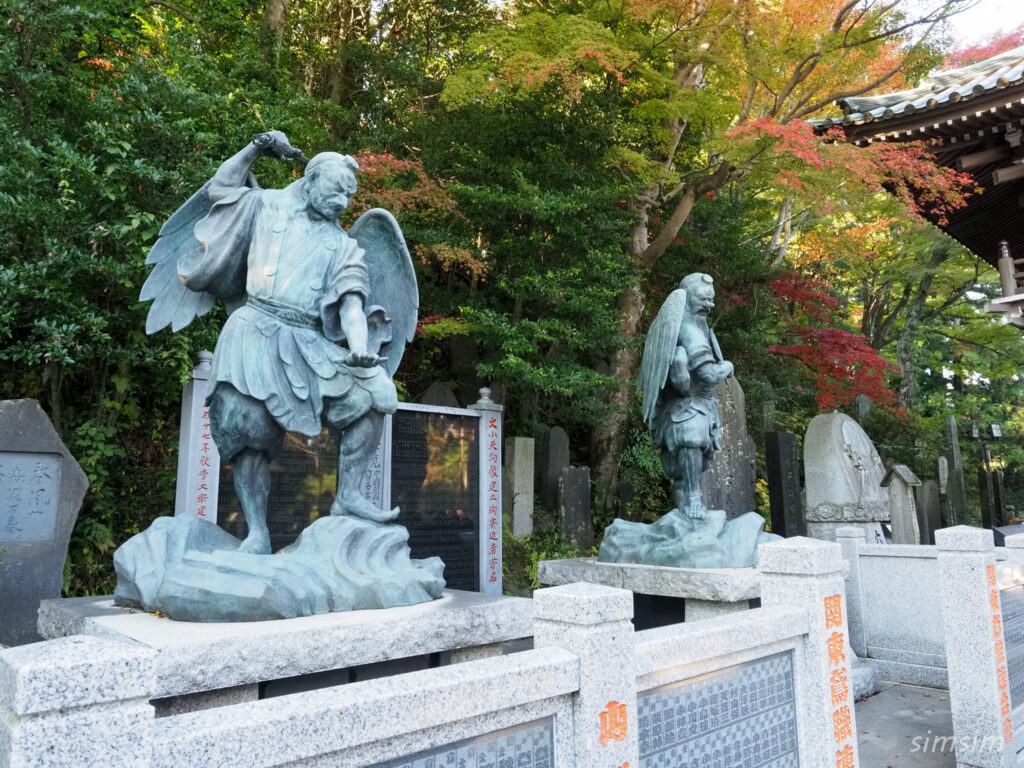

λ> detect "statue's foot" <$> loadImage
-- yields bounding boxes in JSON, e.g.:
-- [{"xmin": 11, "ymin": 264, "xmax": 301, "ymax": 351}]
[
  {"xmin": 682, "ymin": 501, "xmax": 707, "ymax": 520},
  {"xmin": 331, "ymin": 494, "xmax": 400, "ymax": 524},
  {"xmin": 238, "ymin": 530, "xmax": 271, "ymax": 555}
]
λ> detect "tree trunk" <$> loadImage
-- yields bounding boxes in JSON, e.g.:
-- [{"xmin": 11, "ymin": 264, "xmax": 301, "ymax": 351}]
[
  {"xmin": 591, "ymin": 280, "xmax": 647, "ymax": 513},
  {"xmin": 259, "ymin": 0, "xmax": 290, "ymax": 65}
]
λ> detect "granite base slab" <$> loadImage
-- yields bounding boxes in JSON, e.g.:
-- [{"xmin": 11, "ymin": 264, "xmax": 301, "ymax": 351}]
[
  {"xmin": 39, "ymin": 589, "xmax": 532, "ymax": 699},
  {"xmin": 537, "ymin": 558, "xmax": 761, "ymax": 602}
]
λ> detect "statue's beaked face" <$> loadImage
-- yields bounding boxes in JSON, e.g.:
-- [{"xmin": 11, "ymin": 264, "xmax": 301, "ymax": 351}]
[
  {"xmin": 307, "ymin": 164, "xmax": 357, "ymax": 220},
  {"xmin": 687, "ymin": 286, "xmax": 715, "ymax": 317}
]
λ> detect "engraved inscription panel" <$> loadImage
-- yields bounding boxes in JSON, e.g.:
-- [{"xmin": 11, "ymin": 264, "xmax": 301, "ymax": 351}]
[
  {"xmin": 391, "ymin": 409, "xmax": 479, "ymax": 592},
  {"xmin": 370, "ymin": 717, "xmax": 554, "ymax": 768},
  {"xmin": 0, "ymin": 452, "xmax": 62, "ymax": 542},
  {"xmin": 1000, "ymin": 584, "xmax": 1024, "ymax": 709},
  {"xmin": 638, "ymin": 651, "xmax": 800, "ymax": 768}
]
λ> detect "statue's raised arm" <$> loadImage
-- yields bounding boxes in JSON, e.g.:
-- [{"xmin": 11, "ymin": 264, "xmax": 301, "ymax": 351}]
[{"xmin": 140, "ymin": 131, "xmax": 307, "ymax": 334}]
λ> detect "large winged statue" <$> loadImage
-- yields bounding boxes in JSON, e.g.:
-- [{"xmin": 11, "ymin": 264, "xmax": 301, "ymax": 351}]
[
  {"xmin": 139, "ymin": 130, "xmax": 418, "ymax": 555},
  {"xmin": 636, "ymin": 272, "xmax": 734, "ymax": 520}
]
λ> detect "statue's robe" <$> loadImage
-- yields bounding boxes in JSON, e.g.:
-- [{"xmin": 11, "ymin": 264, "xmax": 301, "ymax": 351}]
[
  {"xmin": 653, "ymin": 320, "xmax": 723, "ymax": 465},
  {"xmin": 178, "ymin": 182, "xmax": 397, "ymax": 437}
]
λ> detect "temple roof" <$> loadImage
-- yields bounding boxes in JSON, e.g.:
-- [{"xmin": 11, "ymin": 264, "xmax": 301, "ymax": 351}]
[{"xmin": 814, "ymin": 47, "xmax": 1024, "ymax": 268}]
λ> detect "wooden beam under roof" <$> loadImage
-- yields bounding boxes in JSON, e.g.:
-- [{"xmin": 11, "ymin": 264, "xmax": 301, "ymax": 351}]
[
  {"xmin": 992, "ymin": 164, "xmax": 1024, "ymax": 185},
  {"xmin": 958, "ymin": 144, "xmax": 1011, "ymax": 170}
]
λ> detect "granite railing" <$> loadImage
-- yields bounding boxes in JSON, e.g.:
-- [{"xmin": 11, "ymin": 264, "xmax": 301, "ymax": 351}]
[
  {"xmin": 936, "ymin": 527, "xmax": 1024, "ymax": 768},
  {"xmin": 836, "ymin": 528, "xmax": 950, "ymax": 688},
  {"xmin": 2, "ymin": 538, "xmax": 862, "ymax": 768}
]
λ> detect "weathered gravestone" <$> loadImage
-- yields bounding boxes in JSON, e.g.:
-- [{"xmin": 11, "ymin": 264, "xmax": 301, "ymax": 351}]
[
  {"xmin": 803, "ymin": 412, "xmax": 889, "ymax": 542},
  {"xmin": 944, "ymin": 415, "xmax": 968, "ymax": 525},
  {"xmin": 559, "ymin": 466, "xmax": 592, "ymax": 550},
  {"xmin": 536, "ymin": 426, "xmax": 570, "ymax": 512},
  {"xmin": 503, "ymin": 437, "xmax": 534, "ymax": 537},
  {"xmin": 881, "ymin": 464, "xmax": 921, "ymax": 545},
  {"xmin": 418, "ymin": 382, "xmax": 461, "ymax": 409},
  {"xmin": 916, "ymin": 479, "xmax": 941, "ymax": 546},
  {"xmin": 699, "ymin": 376, "xmax": 756, "ymax": 518},
  {"xmin": 0, "ymin": 400, "xmax": 87, "ymax": 646},
  {"xmin": 980, "ymin": 467, "xmax": 996, "ymax": 529},
  {"xmin": 994, "ymin": 470, "xmax": 1007, "ymax": 527},
  {"xmin": 764, "ymin": 431, "xmax": 805, "ymax": 537}
]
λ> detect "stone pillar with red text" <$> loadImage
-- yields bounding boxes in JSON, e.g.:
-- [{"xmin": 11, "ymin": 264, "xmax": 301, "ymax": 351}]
[
  {"xmin": 759, "ymin": 537, "xmax": 860, "ymax": 768},
  {"xmin": 473, "ymin": 388, "xmax": 503, "ymax": 595},
  {"xmin": 174, "ymin": 351, "xmax": 220, "ymax": 522},
  {"xmin": 937, "ymin": 526, "xmax": 1014, "ymax": 768},
  {"xmin": 533, "ymin": 582, "xmax": 639, "ymax": 768}
]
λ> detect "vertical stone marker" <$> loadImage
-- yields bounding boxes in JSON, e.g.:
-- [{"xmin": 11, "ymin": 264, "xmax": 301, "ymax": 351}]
[
  {"xmin": 803, "ymin": 412, "xmax": 889, "ymax": 541},
  {"xmin": 916, "ymin": 479, "xmax": 940, "ymax": 545},
  {"xmin": 765, "ymin": 430, "xmax": 805, "ymax": 537},
  {"xmin": 944, "ymin": 415, "xmax": 968, "ymax": 525},
  {"xmin": 559, "ymin": 466, "xmax": 592, "ymax": 550},
  {"xmin": 174, "ymin": 351, "xmax": 220, "ymax": 522},
  {"xmin": 699, "ymin": 377, "xmax": 756, "ymax": 517},
  {"xmin": 0, "ymin": 400, "xmax": 87, "ymax": 646},
  {"xmin": 537, "ymin": 426, "xmax": 570, "ymax": 511},
  {"xmin": 881, "ymin": 464, "xmax": 921, "ymax": 545},
  {"xmin": 503, "ymin": 437, "xmax": 534, "ymax": 537}
]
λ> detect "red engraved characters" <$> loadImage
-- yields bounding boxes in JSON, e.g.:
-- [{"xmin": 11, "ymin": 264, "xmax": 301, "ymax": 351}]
[{"xmin": 599, "ymin": 701, "xmax": 628, "ymax": 746}]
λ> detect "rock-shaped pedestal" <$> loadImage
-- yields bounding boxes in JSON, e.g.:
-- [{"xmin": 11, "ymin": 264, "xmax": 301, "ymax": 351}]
[
  {"xmin": 114, "ymin": 515, "xmax": 445, "ymax": 622},
  {"xmin": 597, "ymin": 509, "xmax": 779, "ymax": 568}
]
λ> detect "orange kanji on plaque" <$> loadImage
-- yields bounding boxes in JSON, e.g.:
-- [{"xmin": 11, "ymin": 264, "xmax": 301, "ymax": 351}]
[
  {"xmin": 829, "ymin": 668, "xmax": 849, "ymax": 706},
  {"xmin": 832, "ymin": 705, "xmax": 853, "ymax": 744},
  {"xmin": 991, "ymin": 590, "xmax": 1001, "ymax": 613},
  {"xmin": 1002, "ymin": 691, "xmax": 1011, "ymax": 717},
  {"xmin": 1005, "ymin": 718, "xmax": 1014, "ymax": 744},
  {"xmin": 616, "ymin": 764, "xmax": 631, "ymax": 768},
  {"xmin": 999, "ymin": 667, "xmax": 1009, "ymax": 691},
  {"xmin": 835, "ymin": 743, "xmax": 855, "ymax": 768},
  {"xmin": 824, "ymin": 594, "xmax": 843, "ymax": 630},
  {"xmin": 988, "ymin": 564, "xmax": 997, "ymax": 587},
  {"xmin": 994, "ymin": 614, "xmax": 1003, "ymax": 640},
  {"xmin": 996, "ymin": 640, "xmax": 1007, "ymax": 666},
  {"xmin": 827, "ymin": 632, "xmax": 847, "ymax": 667},
  {"xmin": 599, "ymin": 701, "xmax": 628, "ymax": 746}
]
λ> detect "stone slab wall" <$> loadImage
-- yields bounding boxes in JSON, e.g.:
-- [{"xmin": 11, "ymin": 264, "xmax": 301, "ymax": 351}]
[{"xmin": 4, "ymin": 539, "xmax": 859, "ymax": 768}]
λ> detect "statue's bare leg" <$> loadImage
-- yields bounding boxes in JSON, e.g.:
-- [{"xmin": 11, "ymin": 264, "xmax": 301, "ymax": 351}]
[
  {"xmin": 325, "ymin": 392, "xmax": 399, "ymax": 523},
  {"xmin": 671, "ymin": 447, "xmax": 706, "ymax": 520},
  {"xmin": 209, "ymin": 384, "xmax": 283, "ymax": 554}
]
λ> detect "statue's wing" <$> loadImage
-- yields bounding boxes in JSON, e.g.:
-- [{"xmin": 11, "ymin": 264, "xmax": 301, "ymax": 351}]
[
  {"xmin": 140, "ymin": 174, "xmax": 258, "ymax": 334},
  {"xmin": 348, "ymin": 208, "xmax": 418, "ymax": 377},
  {"xmin": 637, "ymin": 288, "xmax": 687, "ymax": 428}
]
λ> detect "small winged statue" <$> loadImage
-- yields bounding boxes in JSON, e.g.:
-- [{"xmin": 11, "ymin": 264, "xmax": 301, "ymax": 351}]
[
  {"xmin": 637, "ymin": 272, "xmax": 734, "ymax": 520},
  {"xmin": 140, "ymin": 131, "xmax": 418, "ymax": 554}
]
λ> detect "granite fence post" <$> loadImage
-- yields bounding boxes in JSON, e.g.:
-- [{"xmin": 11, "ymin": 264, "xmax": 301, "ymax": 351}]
[
  {"xmin": 759, "ymin": 537, "xmax": 860, "ymax": 768},
  {"xmin": 936, "ymin": 526, "xmax": 1012, "ymax": 768},
  {"xmin": 0, "ymin": 636, "xmax": 155, "ymax": 768},
  {"xmin": 1004, "ymin": 533, "xmax": 1024, "ymax": 567},
  {"xmin": 835, "ymin": 526, "xmax": 868, "ymax": 658},
  {"xmin": 533, "ymin": 582, "xmax": 638, "ymax": 768}
]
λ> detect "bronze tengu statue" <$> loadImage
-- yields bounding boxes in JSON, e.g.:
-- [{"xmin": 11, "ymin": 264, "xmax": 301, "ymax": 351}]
[{"xmin": 114, "ymin": 132, "xmax": 444, "ymax": 620}]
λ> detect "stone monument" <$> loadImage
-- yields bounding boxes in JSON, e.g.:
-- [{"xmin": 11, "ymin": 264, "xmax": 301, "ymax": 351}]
[
  {"xmin": 114, "ymin": 130, "xmax": 444, "ymax": 621},
  {"xmin": 698, "ymin": 376, "xmax": 756, "ymax": 518},
  {"xmin": 0, "ymin": 400, "xmax": 88, "ymax": 645},
  {"xmin": 599, "ymin": 273, "xmax": 778, "ymax": 568},
  {"xmin": 803, "ymin": 412, "xmax": 889, "ymax": 542}
]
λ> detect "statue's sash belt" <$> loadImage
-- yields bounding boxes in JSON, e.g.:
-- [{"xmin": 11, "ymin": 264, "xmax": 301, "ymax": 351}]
[{"xmin": 246, "ymin": 297, "xmax": 320, "ymax": 330}]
